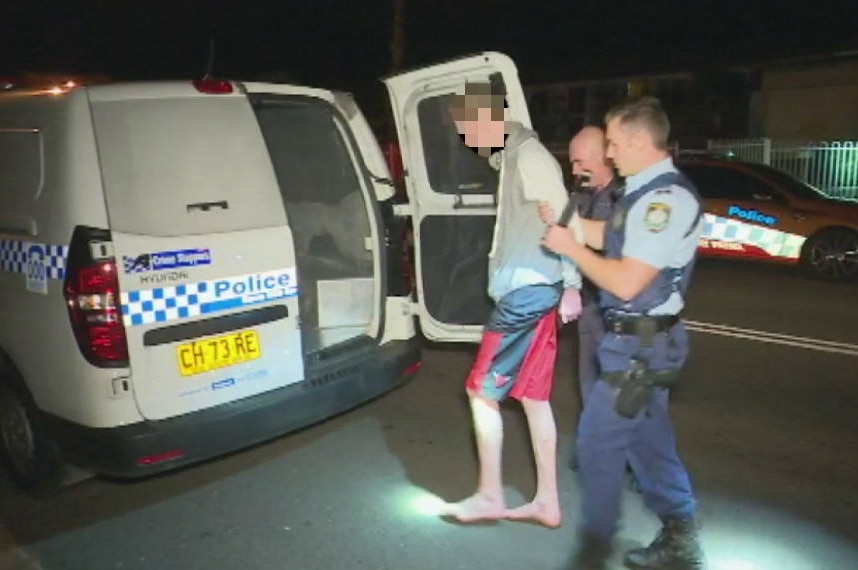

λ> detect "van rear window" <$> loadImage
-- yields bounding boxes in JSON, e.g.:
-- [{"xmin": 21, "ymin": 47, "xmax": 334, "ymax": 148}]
[
  {"xmin": 91, "ymin": 98, "xmax": 287, "ymax": 236},
  {"xmin": 250, "ymin": 96, "xmax": 373, "ymax": 272},
  {"xmin": 250, "ymin": 97, "xmax": 365, "ymax": 205}
]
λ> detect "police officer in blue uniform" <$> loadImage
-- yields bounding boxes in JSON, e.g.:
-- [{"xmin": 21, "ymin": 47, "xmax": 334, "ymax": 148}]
[
  {"xmin": 564, "ymin": 126, "xmax": 623, "ymax": 472},
  {"xmin": 541, "ymin": 96, "xmax": 706, "ymax": 570}
]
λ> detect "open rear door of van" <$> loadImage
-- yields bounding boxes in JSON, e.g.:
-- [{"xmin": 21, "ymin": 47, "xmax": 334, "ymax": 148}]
[
  {"xmin": 383, "ymin": 52, "xmax": 532, "ymax": 343},
  {"xmin": 87, "ymin": 82, "xmax": 304, "ymax": 422}
]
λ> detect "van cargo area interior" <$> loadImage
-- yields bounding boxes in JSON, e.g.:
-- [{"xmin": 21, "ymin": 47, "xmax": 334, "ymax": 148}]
[{"xmin": 253, "ymin": 96, "xmax": 375, "ymax": 354}]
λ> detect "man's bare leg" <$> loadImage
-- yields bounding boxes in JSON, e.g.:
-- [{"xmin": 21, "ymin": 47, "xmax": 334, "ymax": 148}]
[
  {"xmin": 443, "ymin": 394, "xmax": 507, "ymax": 523},
  {"xmin": 504, "ymin": 397, "xmax": 562, "ymax": 527}
]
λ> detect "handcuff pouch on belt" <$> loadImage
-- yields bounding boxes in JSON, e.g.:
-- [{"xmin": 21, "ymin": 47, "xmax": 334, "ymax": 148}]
[{"xmin": 601, "ymin": 312, "xmax": 682, "ymax": 419}]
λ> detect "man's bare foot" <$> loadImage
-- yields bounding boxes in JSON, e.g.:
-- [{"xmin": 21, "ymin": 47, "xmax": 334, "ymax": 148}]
[
  {"xmin": 503, "ymin": 500, "xmax": 562, "ymax": 528},
  {"xmin": 442, "ymin": 493, "xmax": 506, "ymax": 523}
]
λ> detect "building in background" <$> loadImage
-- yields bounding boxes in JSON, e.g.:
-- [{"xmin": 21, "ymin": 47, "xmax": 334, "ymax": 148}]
[
  {"xmin": 744, "ymin": 50, "xmax": 858, "ymax": 141},
  {"xmin": 522, "ymin": 48, "xmax": 858, "ymax": 150},
  {"xmin": 524, "ymin": 69, "xmax": 751, "ymax": 151}
]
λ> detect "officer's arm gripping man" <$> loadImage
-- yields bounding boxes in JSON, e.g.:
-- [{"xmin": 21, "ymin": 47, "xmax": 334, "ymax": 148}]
[
  {"xmin": 519, "ymin": 145, "xmax": 583, "ymax": 290},
  {"xmin": 543, "ymin": 186, "xmax": 698, "ymax": 301},
  {"xmin": 538, "ymin": 201, "xmax": 607, "ymax": 250}
]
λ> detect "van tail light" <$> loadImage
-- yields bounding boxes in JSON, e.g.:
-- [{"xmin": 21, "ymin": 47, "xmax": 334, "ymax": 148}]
[{"xmin": 64, "ymin": 226, "xmax": 129, "ymax": 368}]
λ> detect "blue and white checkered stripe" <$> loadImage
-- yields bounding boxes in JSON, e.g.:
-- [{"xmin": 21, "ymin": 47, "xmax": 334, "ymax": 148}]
[
  {"xmin": 120, "ymin": 268, "xmax": 298, "ymax": 327},
  {"xmin": 0, "ymin": 239, "xmax": 69, "ymax": 279},
  {"xmin": 120, "ymin": 283, "xmax": 208, "ymax": 326},
  {"xmin": 702, "ymin": 213, "xmax": 806, "ymax": 259}
]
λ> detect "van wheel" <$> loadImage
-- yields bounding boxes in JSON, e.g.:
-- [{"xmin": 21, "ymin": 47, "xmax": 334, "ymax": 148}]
[
  {"xmin": 0, "ymin": 373, "xmax": 62, "ymax": 495},
  {"xmin": 799, "ymin": 228, "xmax": 858, "ymax": 281}
]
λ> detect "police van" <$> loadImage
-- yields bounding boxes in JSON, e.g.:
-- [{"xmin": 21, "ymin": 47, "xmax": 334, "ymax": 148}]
[{"xmin": 0, "ymin": 52, "xmax": 527, "ymax": 493}]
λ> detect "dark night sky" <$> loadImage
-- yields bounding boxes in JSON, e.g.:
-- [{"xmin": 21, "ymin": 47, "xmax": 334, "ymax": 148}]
[{"xmin": 1, "ymin": 0, "xmax": 856, "ymax": 110}]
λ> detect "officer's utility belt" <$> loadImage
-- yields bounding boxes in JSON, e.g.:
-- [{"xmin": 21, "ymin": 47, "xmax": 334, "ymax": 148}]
[
  {"xmin": 602, "ymin": 311, "xmax": 679, "ymax": 346},
  {"xmin": 600, "ymin": 310, "xmax": 683, "ymax": 418}
]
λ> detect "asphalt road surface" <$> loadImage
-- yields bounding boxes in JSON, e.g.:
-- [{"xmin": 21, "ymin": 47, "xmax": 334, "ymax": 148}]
[{"xmin": 1, "ymin": 258, "xmax": 857, "ymax": 570}]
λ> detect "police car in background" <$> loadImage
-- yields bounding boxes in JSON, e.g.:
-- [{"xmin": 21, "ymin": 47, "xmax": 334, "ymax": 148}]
[
  {"xmin": 676, "ymin": 155, "xmax": 858, "ymax": 281},
  {"xmin": 0, "ymin": 53, "xmax": 533, "ymax": 495}
]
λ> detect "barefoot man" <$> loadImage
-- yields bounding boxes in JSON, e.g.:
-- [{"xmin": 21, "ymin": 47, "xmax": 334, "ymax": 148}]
[{"xmin": 442, "ymin": 81, "xmax": 583, "ymax": 527}]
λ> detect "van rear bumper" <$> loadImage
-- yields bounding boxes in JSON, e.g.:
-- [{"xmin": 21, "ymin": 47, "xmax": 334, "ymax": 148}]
[{"xmin": 42, "ymin": 337, "xmax": 421, "ymax": 478}]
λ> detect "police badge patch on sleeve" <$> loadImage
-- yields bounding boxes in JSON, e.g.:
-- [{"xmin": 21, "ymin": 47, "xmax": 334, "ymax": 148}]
[{"xmin": 644, "ymin": 202, "xmax": 671, "ymax": 232}]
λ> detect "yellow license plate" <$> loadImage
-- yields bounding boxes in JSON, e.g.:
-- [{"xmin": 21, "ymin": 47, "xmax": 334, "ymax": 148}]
[{"xmin": 177, "ymin": 330, "xmax": 261, "ymax": 377}]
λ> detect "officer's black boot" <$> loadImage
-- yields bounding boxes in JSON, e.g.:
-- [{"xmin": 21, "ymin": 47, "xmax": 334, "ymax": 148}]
[
  {"xmin": 623, "ymin": 516, "xmax": 705, "ymax": 570},
  {"xmin": 566, "ymin": 532, "xmax": 611, "ymax": 570}
]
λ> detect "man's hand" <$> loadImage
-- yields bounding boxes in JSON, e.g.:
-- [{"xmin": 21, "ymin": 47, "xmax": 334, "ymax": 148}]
[
  {"xmin": 538, "ymin": 201, "xmax": 556, "ymax": 225},
  {"xmin": 558, "ymin": 288, "xmax": 582, "ymax": 324},
  {"xmin": 568, "ymin": 211, "xmax": 585, "ymax": 244},
  {"xmin": 540, "ymin": 201, "xmax": 584, "ymax": 243},
  {"xmin": 542, "ymin": 224, "xmax": 579, "ymax": 259}
]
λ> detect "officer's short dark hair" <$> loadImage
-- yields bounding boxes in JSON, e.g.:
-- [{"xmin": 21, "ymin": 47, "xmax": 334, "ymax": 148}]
[
  {"xmin": 605, "ymin": 96, "xmax": 670, "ymax": 150},
  {"xmin": 449, "ymin": 82, "xmax": 506, "ymax": 122}
]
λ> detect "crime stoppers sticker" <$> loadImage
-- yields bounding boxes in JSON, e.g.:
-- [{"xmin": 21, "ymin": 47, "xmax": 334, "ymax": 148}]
[{"xmin": 123, "ymin": 248, "xmax": 212, "ymax": 273}]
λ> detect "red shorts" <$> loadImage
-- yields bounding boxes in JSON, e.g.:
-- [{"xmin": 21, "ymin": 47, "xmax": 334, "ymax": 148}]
[{"xmin": 465, "ymin": 304, "xmax": 559, "ymax": 402}]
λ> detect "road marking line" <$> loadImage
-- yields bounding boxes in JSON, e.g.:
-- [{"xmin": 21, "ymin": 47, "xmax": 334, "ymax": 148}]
[
  {"xmin": 685, "ymin": 320, "xmax": 858, "ymax": 357},
  {"xmin": 685, "ymin": 319, "xmax": 858, "ymax": 349}
]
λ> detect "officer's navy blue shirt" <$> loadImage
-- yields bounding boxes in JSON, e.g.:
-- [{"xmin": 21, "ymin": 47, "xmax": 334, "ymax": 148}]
[
  {"xmin": 578, "ymin": 176, "xmax": 622, "ymax": 308},
  {"xmin": 621, "ymin": 157, "xmax": 704, "ymax": 315},
  {"xmin": 579, "ymin": 176, "xmax": 621, "ymax": 223}
]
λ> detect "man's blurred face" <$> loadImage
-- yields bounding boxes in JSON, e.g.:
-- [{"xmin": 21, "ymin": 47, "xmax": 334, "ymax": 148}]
[
  {"xmin": 451, "ymin": 91, "xmax": 507, "ymax": 157},
  {"xmin": 454, "ymin": 107, "xmax": 505, "ymax": 153}
]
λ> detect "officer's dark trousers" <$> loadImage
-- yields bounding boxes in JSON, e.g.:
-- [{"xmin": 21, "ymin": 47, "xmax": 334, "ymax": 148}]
[
  {"xmin": 570, "ymin": 303, "xmax": 603, "ymax": 460},
  {"xmin": 577, "ymin": 303, "xmax": 603, "ymax": 400},
  {"xmin": 577, "ymin": 379, "xmax": 697, "ymax": 539}
]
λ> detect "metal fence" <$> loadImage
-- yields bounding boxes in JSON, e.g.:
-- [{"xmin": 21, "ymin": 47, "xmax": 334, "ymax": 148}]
[{"xmin": 706, "ymin": 138, "xmax": 858, "ymax": 200}]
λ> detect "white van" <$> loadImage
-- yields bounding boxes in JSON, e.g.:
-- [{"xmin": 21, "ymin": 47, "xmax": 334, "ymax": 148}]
[{"xmin": 0, "ymin": 52, "xmax": 531, "ymax": 494}]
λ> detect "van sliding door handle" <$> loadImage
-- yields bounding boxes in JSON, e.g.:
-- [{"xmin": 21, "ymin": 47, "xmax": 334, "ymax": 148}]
[{"xmin": 186, "ymin": 200, "xmax": 229, "ymax": 213}]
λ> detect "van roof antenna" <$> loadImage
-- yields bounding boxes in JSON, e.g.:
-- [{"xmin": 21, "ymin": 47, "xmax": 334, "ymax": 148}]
[{"xmin": 203, "ymin": 37, "xmax": 216, "ymax": 79}]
